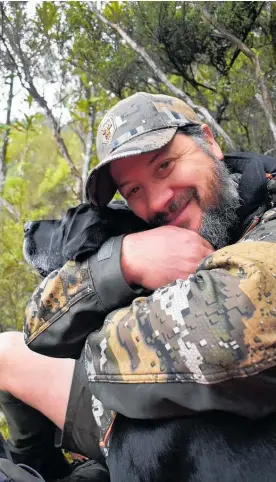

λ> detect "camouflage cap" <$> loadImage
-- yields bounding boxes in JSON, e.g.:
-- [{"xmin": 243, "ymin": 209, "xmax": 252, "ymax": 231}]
[{"xmin": 85, "ymin": 92, "xmax": 202, "ymax": 206}]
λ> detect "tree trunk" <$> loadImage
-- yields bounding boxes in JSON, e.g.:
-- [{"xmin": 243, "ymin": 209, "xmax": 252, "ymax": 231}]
[
  {"xmin": 0, "ymin": 70, "xmax": 20, "ymax": 220},
  {"xmin": 0, "ymin": 198, "xmax": 20, "ymax": 220},
  {"xmin": 23, "ymin": 74, "xmax": 82, "ymax": 192},
  {"xmin": 200, "ymin": 5, "xmax": 276, "ymax": 146},
  {"xmin": 91, "ymin": 5, "xmax": 235, "ymax": 150},
  {"xmin": 0, "ymin": 4, "xmax": 82, "ymax": 199},
  {"xmin": 0, "ymin": 72, "xmax": 13, "ymax": 194},
  {"xmin": 82, "ymin": 96, "xmax": 96, "ymax": 202},
  {"xmin": 270, "ymin": 2, "xmax": 276, "ymax": 67}
]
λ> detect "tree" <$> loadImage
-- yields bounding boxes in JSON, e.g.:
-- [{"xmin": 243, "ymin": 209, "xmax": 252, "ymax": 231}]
[
  {"xmin": 0, "ymin": 0, "xmax": 276, "ymax": 331},
  {"xmin": 199, "ymin": 3, "xmax": 276, "ymax": 146},
  {"xmin": 88, "ymin": 1, "xmax": 275, "ymax": 152},
  {"xmin": 0, "ymin": 2, "xmax": 82, "ymax": 198},
  {"xmin": 91, "ymin": 3, "xmax": 235, "ymax": 148}
]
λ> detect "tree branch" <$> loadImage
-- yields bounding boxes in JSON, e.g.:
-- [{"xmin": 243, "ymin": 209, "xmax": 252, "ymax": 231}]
[
  {"xmin": 17, "ymin": 44, "xmax": 82, "ymax": 184},
  {"xmin": 0, "ymin": 197, "xmax": 20, "ymax": 220},
  {"xmin": 70, "ymin": 124, "xmax": 86, "ymax": 152},
  {"xmin": 0, "ymin": 71, "xmax": 14, "ymax": 194},
  {"xmin": 91, "ymin": 5, "xmax": 235, "ymax": 149},
  {"xmin": 0, "ymin": 3, "xmax": 82, "ymax": 197},
  {"xmin": 255, "ymin": 93, "xmax": 276, "ymax": 141},
  {"xmin": 200, "ymin": 5, "xmax": 276, "ymax": 145},
  {"xmin": 82, "ymin": 85, "xmax": 96, "ymax": 202}
]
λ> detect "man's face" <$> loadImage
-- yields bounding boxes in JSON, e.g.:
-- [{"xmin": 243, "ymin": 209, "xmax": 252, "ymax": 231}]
[{"xmin": 110, "ymin": 127, "xmax": 224, "ymax": 234}]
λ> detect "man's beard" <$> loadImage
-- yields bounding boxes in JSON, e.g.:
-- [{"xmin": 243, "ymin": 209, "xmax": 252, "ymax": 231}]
[{"xmin": 149, "ymin": 160, "xmax": 240, "ymax": 250}]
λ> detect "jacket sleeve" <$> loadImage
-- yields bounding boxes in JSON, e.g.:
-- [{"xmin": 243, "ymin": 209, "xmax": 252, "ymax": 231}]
[
  {"xmin": 24, "ymin": 235, "xmax": 147, "ymax": 359},
  {"xmin": 85, "ymin": 209, "xmax": 276, "ymax": 420}
]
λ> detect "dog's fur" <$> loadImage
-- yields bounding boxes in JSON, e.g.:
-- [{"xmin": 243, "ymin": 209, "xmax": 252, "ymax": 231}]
[
  {"xmin": 23, "ymin": 202, "xmax": 276, "ymax": 482},
  {"xmin": 23, "ymin": 202, "xmax": 148, "ymax": 278}
]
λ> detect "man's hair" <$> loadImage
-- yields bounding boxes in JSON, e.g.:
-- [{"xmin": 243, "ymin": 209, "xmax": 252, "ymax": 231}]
[{"xmin": 178, "ymin": 124, "xmax": 211, "ymax": 155}]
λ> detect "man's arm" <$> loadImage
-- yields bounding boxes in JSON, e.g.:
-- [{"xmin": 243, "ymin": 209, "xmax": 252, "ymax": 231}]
[
  {"xmin": 85, "ymin": 208, "xmax": 276, "ymax": 420},
  {"xmin": 24, "ymin": 226, "xmax": 212, "ymax": 358},
  {"xmin": 24, "ymin": 235, "xmax": 147, "ymax": 359}
]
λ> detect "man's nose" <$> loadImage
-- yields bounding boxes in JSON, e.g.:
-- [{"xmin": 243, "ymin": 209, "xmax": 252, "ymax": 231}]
[{"xmin": 147, "ymin": 185, "xmax": 174, "ymax": 215}]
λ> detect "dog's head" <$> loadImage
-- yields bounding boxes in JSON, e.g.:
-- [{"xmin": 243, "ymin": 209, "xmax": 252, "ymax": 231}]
[
  {"xmin": 23, "ymin": 219, "xmax": 65, "ymax": 277},
  {"xmin": 23, "ymin": 202, "xmax": 148, "ymax": 277}
]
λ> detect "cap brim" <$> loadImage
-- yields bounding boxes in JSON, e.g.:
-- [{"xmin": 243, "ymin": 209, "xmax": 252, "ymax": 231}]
[{"xmin": 86, "ymin": 127, "xmax": 177, "ymax": 206}]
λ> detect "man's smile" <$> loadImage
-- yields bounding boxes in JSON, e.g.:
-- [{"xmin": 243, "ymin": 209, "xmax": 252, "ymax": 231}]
[
  {"xmin": 167, "ymin": 189, "xmax": 196, "ymax": 226},
  {"xmin": 167, "ymin": 199, "xmax": 191, "ymax": 226}
]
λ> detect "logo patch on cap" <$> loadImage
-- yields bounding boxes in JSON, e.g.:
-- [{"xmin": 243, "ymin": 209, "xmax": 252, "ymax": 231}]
[{"xmin": 101, "ymin": 115, "xmax": 115, "ymax": 144}]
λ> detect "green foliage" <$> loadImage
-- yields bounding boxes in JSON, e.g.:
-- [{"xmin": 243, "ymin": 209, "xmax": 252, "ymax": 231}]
[
  {"xmin": 0, "ymin": 116, "xmax": 78, "ymax": 331},
  {"xmin": 0, "ymin": 417, "xmax": 8, "ymax": 439},
  {"xmin": 0, "ymin": 1, "xmax": 276, "ymax": 332},
  {"xmin": 36, "ymin": 2, "xmax": 58, "ymax": 34}
]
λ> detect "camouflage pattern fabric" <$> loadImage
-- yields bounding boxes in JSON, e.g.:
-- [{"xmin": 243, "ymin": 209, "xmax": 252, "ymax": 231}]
[
  {"xmin": 85, "ymin": 208, "xmax": 276, "ymax": 454},
  {"xmin": 24, "ymin": 208, "xmax": 276, "ymax": 457},
  {"xmin": 85, "ymin": 92, "xmax": 202, "ymax": 206},
  {"xmin": 24, "ymin": 260, "xmax": 92, "ymax": 346}
]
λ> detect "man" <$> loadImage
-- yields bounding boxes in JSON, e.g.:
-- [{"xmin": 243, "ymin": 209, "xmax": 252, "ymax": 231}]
[{"xmin": 1, "ymin": 93, "xmax": 276, "ymax": 479}]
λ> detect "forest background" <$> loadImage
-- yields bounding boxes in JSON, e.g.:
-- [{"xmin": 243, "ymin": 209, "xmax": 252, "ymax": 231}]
[{"xmin": 0, "ymin": 0, "xmax": 276, "ymax": 333}]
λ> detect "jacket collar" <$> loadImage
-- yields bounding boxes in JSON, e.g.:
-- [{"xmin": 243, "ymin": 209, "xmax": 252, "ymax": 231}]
[{"xmin": 224, "ymin": 151, "xmax": 276, "ymax": 242}]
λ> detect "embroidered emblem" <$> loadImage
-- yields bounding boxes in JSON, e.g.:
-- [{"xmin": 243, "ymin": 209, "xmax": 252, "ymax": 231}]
[{"xmin": 101, "ymin": 116, "xmax": 115, "ymax": 144}]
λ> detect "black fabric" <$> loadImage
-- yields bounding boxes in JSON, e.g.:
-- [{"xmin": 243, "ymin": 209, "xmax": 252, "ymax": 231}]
[
  {"xmin": 60, "ymin": 354, "xmax": 105, "ymax": 464},
  {"xmin": 0, "ymin": 388, "xmax": 108, "ymax": 481},
  {"xmin": 0, "ymin": 460, "xmax": 45, "ymax": 482},
  {"xmin": 92, "ymin": 367, "xmax": 276, "ymax": 421},
  {"xmin": 58, "ymin": 460, "xmax": 109, "ymax": 482},
  {"xmin": 89, "ymin": 235, "xmax": 147, "ymax": 313},
  {"xmin": 224, "ymin": 151, "xmax": 276, "ymax": 242},
  {"xmin": 0, "ymin": 434, "xmax": 45, "ymax": 482},
  {"xmin": 0, "ymin": 391, "xmax": 71, "ymax": 481}
]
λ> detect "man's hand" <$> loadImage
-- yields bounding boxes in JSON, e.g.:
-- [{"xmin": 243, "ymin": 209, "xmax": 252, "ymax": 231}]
[{"xmin": 121, "ymin": 226, "xmax": 214, "ymax": 290}]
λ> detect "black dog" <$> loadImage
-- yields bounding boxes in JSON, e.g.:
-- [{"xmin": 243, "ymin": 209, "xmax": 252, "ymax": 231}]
[
  {"xmin": 23, "ymin": 202, "xmax": 276, "ymax": 482},
  {"xmin": 23, "ymin": 201, "xmax": 148, "ymax": 278}
]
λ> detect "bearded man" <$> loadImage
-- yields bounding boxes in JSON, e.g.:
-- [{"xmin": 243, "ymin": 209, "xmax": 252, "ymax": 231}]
[{"xmin": 1, "ymin": 93, "xmax": 276, "ymax": 481}]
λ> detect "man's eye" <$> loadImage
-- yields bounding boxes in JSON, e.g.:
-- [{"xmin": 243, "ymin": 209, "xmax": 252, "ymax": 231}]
[
  {"xmin": 159, "ymin": 161, "xmax": 170, "ymax": 171},
  {"xmin": 128, "ymin": 186, "xmax": 140, "ymax": 197},
  {"xmin": 156, "ymin": 160, "xmax": 174, "ymax": 178}
]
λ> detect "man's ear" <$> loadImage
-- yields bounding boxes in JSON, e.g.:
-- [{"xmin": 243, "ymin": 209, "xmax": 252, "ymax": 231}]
[{"xmin": 201, "ymin": 124, "xmax": 224, "ymax": 160}]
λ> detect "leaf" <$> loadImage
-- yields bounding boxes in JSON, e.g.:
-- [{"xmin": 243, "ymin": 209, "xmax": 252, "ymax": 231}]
[
  {"xmin": 36, "ymin": 2, "xmax": 58, "ymax": 33},
  {"xmin": 26, "ymin": 94, "xmax": 33, "ymax": 108}
]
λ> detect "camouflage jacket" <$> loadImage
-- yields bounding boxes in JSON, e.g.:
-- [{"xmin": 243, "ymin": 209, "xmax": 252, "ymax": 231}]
[{"xmin": 24, "ymin": 206, "xmax": 276, "ymax": 455}]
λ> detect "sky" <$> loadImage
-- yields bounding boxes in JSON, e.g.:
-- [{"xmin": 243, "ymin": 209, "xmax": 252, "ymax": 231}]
[
  {"xmin": 0, "ymin": 0, "xmax": 70, "ymax": 124},
  {"xmin": 0, "ymin": 0, "xmax": 107, "ymax": 124},
  {"xmin": 1, "ymin": 76, "xmax": 52, "ymax": 123},
  {"xmin": 0, "ymin": 74, "xmax": 72, "ymax": 125}
]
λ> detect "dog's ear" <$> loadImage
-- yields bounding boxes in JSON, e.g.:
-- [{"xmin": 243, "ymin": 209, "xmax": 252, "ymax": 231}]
[
  {"xmin": 104, "ymin": 201, "xmax": 149, "ymax": 235},
  {"xmin": 62, "ymin": 203, "xmax": 108, "ymax": 262},
  {"xmin": 63, "ymin": 202, "xmax": 149, "ymax": 262}
]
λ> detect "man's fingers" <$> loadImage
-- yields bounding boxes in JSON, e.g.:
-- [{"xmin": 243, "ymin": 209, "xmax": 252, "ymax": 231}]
[{"xmin": 201, "ymin": 238, "xmax": 214, "ymax": 251}]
